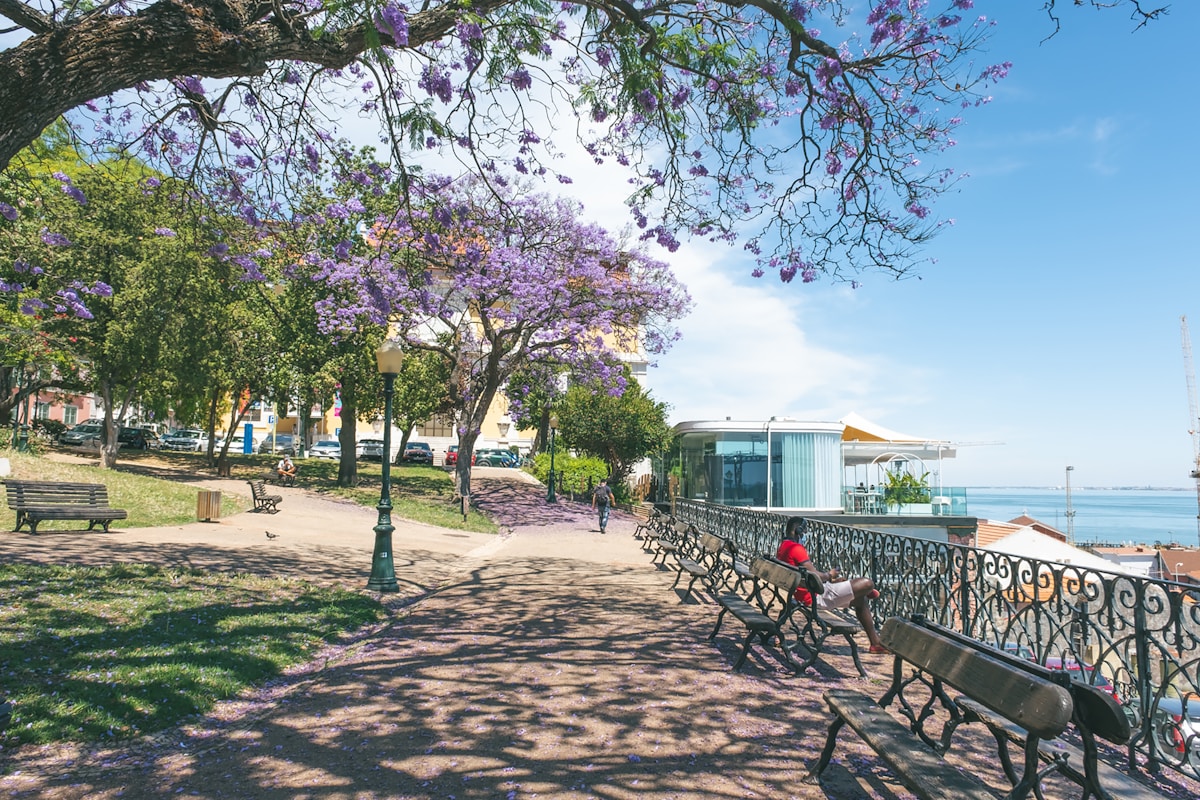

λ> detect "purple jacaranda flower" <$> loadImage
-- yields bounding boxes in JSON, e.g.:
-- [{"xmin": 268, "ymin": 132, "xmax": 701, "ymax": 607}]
[
  {"xmin": 53, "ymin": 171, "xmax": 70, "ymax": 183},
  {"xmin": 154, "ymin": 227, "xmax": 177, "ymax": 237},
  {"xmin": 40, "ymin": 229, "xmax": 72, "ymax": 247},
  {"xmin": 346, "ymin": 198, "xmax": 366, "ymax": 213},
  {"xmin": 509, "ymin": 68, "xmax": 532, "ymax": 91},
  {"xmin": 636, "ymin": 89, "xmax": 658, "ymax": 113},
  {"xmin": 326, "ymin": 203, "xmax": 350, "ymax": 220},
  {"xmin": 334, "ymin": 240, "xmax": 353, "ymax": 260},
  {"xmin": 375, "ymin": 3, "xmax": 410, "ymax": 46},
  {"xmin": 0, "ymin": 203, "xmax": 16, "ymax": 221},
  {"xmin": 179, "ymin": 76, "xmax": 205, "ymax": 94},
  {"xmin": 0, "ymin": 280, "xmax": 21, "ymax": 292},
  {"xmin": 20, "ymin": 298, "xmax": 48, "ymax": 315},
  {"xmin": 63, "ymin": 185, "xmax": 87, "ymax": 205},
  {"xmin": 595, "ymin": 46, "xmax": 613, "ymax": 68},
  {"xmin": 206, "ymin": 243, "xmax": 229, "ymax": 259},
  {"xmin": 89, "ymin": 281, "xmax": 114, "ymax": 297}
]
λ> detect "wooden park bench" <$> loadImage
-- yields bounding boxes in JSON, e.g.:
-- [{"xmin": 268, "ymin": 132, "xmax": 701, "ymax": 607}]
[
  {"xmin": 670, "ymin": 530, "xmax": 730, "ymax": 601},
  {"xmin": 247, "ymin": 479, "xmax": 282, "ymax": 513},
  {"xmin": 708, "ymin": 556, "xmax": 806, "ymax": 673},
  {"xmin": 811, "ymin": 615, "xmax": 1076, "ymax": 798},
  {"xmin": 4, "ymin": 479, "xmax": 127, "ymax": 535},
  {"xmin": 923, "ymin": 619, "xmax": 1152, "ymax": 800},
  {"xmin": 783, "ymin": 560, "xmax": 867, "ymax": 678}
]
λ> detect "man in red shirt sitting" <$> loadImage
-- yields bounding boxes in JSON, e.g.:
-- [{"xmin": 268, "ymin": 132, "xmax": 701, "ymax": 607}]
[{"xmin": 776, "ymin": 516, "xmax": 889, "ymax": 654}]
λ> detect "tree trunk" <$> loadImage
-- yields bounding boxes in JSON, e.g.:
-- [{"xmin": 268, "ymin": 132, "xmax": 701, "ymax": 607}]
[
  {"xmin": 336, "ymin": 376, "xmax": 359, "ymax": 487},
  {"xmin": 99, "ymin": 381, "xmax": 118, "ymax": 469}
]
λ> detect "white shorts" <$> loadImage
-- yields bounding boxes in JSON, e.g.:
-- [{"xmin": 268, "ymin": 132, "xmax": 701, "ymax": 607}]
[{"xmin": 816, "ymin": 580, "xmax": 855, "ymax": 610}]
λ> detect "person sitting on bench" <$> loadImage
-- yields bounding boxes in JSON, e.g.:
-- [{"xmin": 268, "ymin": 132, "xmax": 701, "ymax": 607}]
[
  {"xmin": 778, "ymin": 516, "xmax": 889, "ymax": 654},
  {"xmin": 276, "ymin": 455, "xmax": 297, "ymax": 484}
]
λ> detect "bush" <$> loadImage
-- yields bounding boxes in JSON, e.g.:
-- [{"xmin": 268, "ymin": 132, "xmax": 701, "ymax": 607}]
[{"xmin": 529, "ymin": 452, "xmax": 609, "ymax": 496}]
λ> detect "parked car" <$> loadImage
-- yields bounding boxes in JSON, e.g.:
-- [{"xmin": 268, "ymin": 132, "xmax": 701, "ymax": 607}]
[
  {"xmin": 401, "ymin": 441, "xmax": 433, "ymax": 464},
  {"xmin": 474, "ymin": 447, "xmax": 518, "ymax": 467},
  {"xmin": 310, "ymin": 439, "xmax": 342, "ymax": 460},
  {"xmin": 58, "ymin": 421, "xmax": 104, "ymax": 447},
  {"xmin": 357, "ymin": 438, "xmax": 386, "ymax": 461},
  {"xmin": 257, "ymin": 434, "xmax": 296, "ymax": 456},
  {"xmin": 227, "ymin": 433, "xmax": 259, "ymax": 453},
  {"xmin": 162, "ymin": 429, "xmax": 208, "ymax": 451},
  {"xmin": 444, "ymin": 444, "xmax": 459, "ymax": 466},
  {"xmin": 117, "ymin": 426, "xmax": 159, "ymax": 451},
  {"xmin": 1040, "ymin": 656, "xmax": 1121, "ymax": 702},
  {"xmin": 1153, "ymin": 695, "xmax": 1200, "ymax": 776}
]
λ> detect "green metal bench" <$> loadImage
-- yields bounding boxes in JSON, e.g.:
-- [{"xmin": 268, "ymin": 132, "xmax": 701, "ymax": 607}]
[{"xmin": 4, "ymin": 479, "xmax": 127, "ymax": 535}]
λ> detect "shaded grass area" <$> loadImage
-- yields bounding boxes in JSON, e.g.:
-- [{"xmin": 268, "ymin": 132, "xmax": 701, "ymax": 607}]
[
  {"xmin": 0, "ymin": 562, "xmax": 386, "ymax": 746},
  {"xmin": 0, "ymin": 452, "xmax": 245, "ymax": 533}
]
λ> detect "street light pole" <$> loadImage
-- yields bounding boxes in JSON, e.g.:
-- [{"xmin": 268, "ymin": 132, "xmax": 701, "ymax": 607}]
[
  {"xmin": 367, "ymin": 339, "xmax": 404, "ymax": 593},
  {"xmin": 546, "ymin": 413, "xmax": 559, "ymax": 503}
]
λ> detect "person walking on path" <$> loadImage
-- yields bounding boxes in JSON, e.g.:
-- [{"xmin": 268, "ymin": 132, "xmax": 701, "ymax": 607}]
[{"xmin": 592, "ymin": 478, "xmax": 615, "ymax": 534}]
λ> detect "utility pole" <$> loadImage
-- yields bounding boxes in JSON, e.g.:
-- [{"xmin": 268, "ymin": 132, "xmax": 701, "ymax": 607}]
[{"xmin": 1065, "ymin": 465, "xmax": 1076, "ymax": 546}]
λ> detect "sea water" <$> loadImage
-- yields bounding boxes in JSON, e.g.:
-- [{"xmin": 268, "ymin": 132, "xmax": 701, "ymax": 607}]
[{"xmin": 964, "ymin": 487, "xmax": 1200, "ymax": 548}]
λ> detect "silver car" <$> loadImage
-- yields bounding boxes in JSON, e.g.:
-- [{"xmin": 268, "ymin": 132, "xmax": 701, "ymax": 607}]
[
  {"xmin": 310, "ymin": 440, "xmax": 342, "ymax": 459},
  {"xmin": 1153, "ymin": 695, "xmax": 1200, "ymax": 777},
  {"xmin": 357, "ymin": 438, "xmax": 385, "ymax": 461}
]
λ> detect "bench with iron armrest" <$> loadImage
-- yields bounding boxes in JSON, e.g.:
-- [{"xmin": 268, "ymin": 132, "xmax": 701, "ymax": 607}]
[
  {"xmin": 778, "ymin": 560, "xmax": 867, "ymax": 678},
  {"xmin": 4, "ymin": 480, "xmax": 127, "ymax": 535},
  {"xmin": 709, "ymin": 556, "xmax": 806, "ymax": 673},
  {"xmin": 634, "ymin": 508, "xmax": 664, "ymax": 543},
  {"xmin": 920, "ymin": 618, "xmax": 1151, "ymax": 800},
  {"xmin": 811, "ymin": 615, "xmax": 1075, "ymax": 800},
  {"xmin": 649, "ymin": 519, "xmax": 694, "ymax": 566},
  {"xmin": 247, "ymin": 480, "xmax": 283, "ymax": 513},
  {"xmin": 670, "ymin": 531, "xmax": 732, "ymax": 601}
]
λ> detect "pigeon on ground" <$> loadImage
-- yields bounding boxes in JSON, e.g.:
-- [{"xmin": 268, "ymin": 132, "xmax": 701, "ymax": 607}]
[{"xmin": 265, "ymin": 531, "xmax": 279, "ymax": 539}]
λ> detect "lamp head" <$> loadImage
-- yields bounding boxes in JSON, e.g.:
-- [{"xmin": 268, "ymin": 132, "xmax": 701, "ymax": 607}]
[
  {"xmin": 549, "ymin": 413, "xmax": 559, "ymax": 430},
  {"xmin": 375, "ymin": 338, "xmax": 404, "ymax": 375}
]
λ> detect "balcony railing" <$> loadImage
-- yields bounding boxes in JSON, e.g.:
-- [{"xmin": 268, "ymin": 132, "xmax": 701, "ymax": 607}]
[
  {"xmin": 675, "ymin": 499, "xmax": 1200, "ymax": 781},
  {"xmin": 840, "ymin": 485, "xmax": 969, "ymax": 516}
]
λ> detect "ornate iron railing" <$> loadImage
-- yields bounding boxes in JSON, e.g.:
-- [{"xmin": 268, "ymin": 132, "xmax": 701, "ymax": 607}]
[{"xmin": 675, "ymin": 499, "xmax": 1200, "ymax": 780}]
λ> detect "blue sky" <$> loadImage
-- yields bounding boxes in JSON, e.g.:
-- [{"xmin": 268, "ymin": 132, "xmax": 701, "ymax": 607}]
[{"xmin": 589, "ymin": 4, "xmax": 1200, "ymax": 489}]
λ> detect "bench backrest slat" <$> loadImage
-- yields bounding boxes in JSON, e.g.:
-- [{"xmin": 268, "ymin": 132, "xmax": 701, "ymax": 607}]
[
  {"xmin": 750, "ymin": 557, "xmax": 804, "ymax": 595},
  {"xmin": 5, "ymin": 481, "xmax": 110, "ymax": 506},
  {"xmin": 699, "ymin": 532, "xmax": 726, "ymax": 554},
  {"xmin": 882, "ymin": 617, "xmax": 1073, "ymax": 740}
]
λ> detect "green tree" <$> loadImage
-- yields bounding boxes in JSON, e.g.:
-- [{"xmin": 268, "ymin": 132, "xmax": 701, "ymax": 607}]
[
  {"xmin": 391, "ymin": 347, "xmax": 453, "ymax": 459},
  {"xmin": 557, "ymin": 372, "xmax": 672, "ymax": 489},
  {"xmin": 0, "ymin": 146, "xmax": 231, "ymax": 467}
]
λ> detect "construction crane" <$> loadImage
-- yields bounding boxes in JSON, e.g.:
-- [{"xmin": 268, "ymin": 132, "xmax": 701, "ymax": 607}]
[{"xmin": 1181, "ymin": 316, "xmax": 1200, "ymax": 547}]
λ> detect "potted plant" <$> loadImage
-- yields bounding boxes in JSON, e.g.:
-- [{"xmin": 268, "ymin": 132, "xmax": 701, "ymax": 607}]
[{"xmin": 883, "ymin": 470, "xmax": 932, "ymax": 513}]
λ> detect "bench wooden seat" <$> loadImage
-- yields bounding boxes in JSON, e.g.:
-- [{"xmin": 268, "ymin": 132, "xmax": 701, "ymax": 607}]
[
  {"xmin": 811, "ymin": 615, "xmax": 1075, "ymax": 800},
  {"xmin": 650, "ymin": 520, "xmax": 692, "ymax": 565},
  {"xmin": 248, "ymin": 480, "xmax": 282, "ymax": 513},
  {"xmin": 709, "ymin": 556, "xmax": 805, "ymax": 672},
  {"xmin": 4, "ymin": 480, "xmax": 127, "ymax": 535}
]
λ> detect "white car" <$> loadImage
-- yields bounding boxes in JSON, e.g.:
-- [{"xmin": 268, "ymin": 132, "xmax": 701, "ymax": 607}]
[
  {"xmin": 310, "ymin": 440, "xmax": 342, "ymax": 459},
  {"xmin": 162, "ymin": 429, "xmax": 207, "ymax": 451}
]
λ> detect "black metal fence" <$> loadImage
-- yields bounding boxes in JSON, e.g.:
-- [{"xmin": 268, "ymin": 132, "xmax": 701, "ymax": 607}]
[{"xmin": 674, "ymin": 499, "xmax": 1200, "ymax": 780}]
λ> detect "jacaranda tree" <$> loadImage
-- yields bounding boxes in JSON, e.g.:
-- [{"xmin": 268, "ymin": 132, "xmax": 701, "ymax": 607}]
[
  {"xmin": 316, "ymin": 174, "xmax": 691, "ymax": 497},
  {"xmin": 1, "ymin": 1, "xmax": 1158, "ymax": 292}
]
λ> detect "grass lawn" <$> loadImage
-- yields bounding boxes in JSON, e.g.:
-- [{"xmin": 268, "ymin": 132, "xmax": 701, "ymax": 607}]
[
  {"xmin": 0, "ymin": 451, "xmax": 247, "ymax": 532},
  {"xmin": 0, "ymin": 562, "xmax": 386, "ymax": 746},
  {"xmin": 0, "ymin": 448, "xmax": 498, "ymax": 534}
]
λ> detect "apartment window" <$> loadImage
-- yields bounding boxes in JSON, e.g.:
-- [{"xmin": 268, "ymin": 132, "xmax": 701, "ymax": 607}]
[
  {"xmin": 419, "ymin": 415, "xmax": 455, "ymax": 438},
  {"xmin": 63, "ymin": 406, "xmax": 78, "ymax": 426},
  {"xmin": 35, "ymin": 402, "xmax": 50, "ymax": 420}
]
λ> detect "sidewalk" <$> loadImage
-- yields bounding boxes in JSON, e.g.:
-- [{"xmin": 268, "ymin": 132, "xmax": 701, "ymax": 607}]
[{"xmin": 1, "ymin": 472, "xmax": 1195, "ymax": 799}]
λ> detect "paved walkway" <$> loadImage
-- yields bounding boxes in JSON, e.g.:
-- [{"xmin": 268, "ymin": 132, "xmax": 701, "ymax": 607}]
[{"xmin": 1, "ymin": 470, "xmax": 1196, "ymax": 799}]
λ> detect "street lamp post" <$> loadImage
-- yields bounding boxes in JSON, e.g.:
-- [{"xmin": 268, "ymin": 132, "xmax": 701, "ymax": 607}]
[
  {"xmin": 546, "ymin": 413, "xmax": 559, "ymax": 503},
  {"xmin": 367, "ymin": 339, "xmax": 404, "ymax": 593}
]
